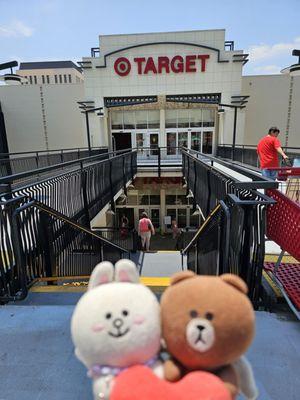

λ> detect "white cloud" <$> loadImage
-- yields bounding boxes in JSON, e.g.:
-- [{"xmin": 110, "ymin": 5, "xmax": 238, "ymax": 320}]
[
  {"xmin": 254, "ymin": 65, "xmax": 281, "ymax": 74},
  {"xmin": 0, "ymin": 20, "xmax": 34, "ymax": 38},
  {"xmin": 247, "ymin": 37, "xmax": 300, "ymax": 62}
]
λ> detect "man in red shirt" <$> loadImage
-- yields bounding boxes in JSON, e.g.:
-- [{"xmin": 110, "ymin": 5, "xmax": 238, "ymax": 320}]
[{"xmin": 257, "ymin": 127, "xmax": 289, "ymax": 179}]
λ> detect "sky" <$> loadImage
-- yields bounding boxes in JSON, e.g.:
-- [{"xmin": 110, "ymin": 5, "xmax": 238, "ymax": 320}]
[{"xmin": 0, "ymin": 0, "xmax": 299, "ymax": 75}]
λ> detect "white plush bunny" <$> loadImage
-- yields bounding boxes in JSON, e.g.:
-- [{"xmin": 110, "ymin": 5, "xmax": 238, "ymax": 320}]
[{"xmin": 71, "ymin": 260, "xmax": 163, "ymax": 400}]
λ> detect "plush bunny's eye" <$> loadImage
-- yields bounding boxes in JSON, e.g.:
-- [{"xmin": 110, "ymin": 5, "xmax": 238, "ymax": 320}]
[
  {"xmin": 105, "ymin": 312, "xmax": 112, "ymax": 319},
  {"xmin": 189, "ymin": 310, "xmax": 198, "ymax": 318}
]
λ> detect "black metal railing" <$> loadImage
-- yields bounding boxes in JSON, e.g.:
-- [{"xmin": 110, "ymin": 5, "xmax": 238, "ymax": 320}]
[
  {"xmin": 0, "ymin": 197, "xmax": 130, "ymax": 303},
  {"xmin": 217, "ymin": 144, "xmax": 300, "ymax": 167},
  {"xmin": 0, "ymin": 149, "xmax": 137, "ymax": 226},
  {"xmin": 0, "ymin": 147, "xmax": 108, "ymax": 177},
  {"xmin": 182, "ymin": 149, "xmax": 276, "ymax": 307}
]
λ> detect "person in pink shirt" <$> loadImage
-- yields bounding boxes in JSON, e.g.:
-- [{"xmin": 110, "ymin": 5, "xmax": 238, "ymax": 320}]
[{"xmin": 138, "ymin": 212, "xmax": 155, "ymax": 251}]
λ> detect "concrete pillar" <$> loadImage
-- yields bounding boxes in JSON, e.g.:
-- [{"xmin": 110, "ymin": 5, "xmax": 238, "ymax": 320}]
[{"xmin": 159, "ymin": 108, "xmax": 166, "ymax": 147}]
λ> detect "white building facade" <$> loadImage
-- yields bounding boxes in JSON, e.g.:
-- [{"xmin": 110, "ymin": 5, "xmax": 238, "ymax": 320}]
[{"xmin": 80, "ymin": 30, "xmax": 248, "ymax": 153}]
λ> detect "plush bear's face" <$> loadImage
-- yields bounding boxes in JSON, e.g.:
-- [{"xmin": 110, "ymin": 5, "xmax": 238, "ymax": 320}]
[{"xmin": 161, "ymin": 273, "xmax": 255, "ymax": 371}]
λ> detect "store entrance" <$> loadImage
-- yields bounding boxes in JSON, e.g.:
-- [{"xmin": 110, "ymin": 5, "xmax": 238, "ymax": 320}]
[{"xmin": 112, "ymin": 132, "xmax": 132, "ymax": 151}]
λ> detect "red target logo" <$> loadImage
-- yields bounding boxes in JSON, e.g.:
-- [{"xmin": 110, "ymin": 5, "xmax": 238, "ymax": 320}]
[{"xmin": 114, "ymin": 57, "xmax": 131, "ymax": 76}]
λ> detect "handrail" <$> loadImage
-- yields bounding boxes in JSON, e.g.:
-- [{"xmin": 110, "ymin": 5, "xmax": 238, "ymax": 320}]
[
  {"xmin": 0, "ymin": 146, "xmax": 107, "ymax": 157},
  {"xmin": 0, "ymin": 148, "xmax": 135, "ymax": 184},
  {"xmin": 182, "ymin": 148, "xmax": 278, "ymax": 189},
  {"xmin": 18, "ymin": 199, "xmax": 129, "ymax": 254},
  {"xmin": 218, "ymin": 143, "xmax": 300, "ymax": 151},
  {"xmin": 181, "ymin": 204, "xmax": 221, "ymax": 254}
]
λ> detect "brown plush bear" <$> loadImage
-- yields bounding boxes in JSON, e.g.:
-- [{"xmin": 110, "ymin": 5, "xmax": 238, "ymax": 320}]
[{"xmin": 161, "ymin": 271, "xmax": 258, "ymax": 400}]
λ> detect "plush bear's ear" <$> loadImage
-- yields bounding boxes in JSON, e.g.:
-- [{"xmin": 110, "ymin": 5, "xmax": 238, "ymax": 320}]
[
  {"xmin": 170, "ymin": 270, "xmax": 196, "ymax": 285},
  {"xmin": 88, "ymin": 261, "xmax": 114, "ymax": 290},
  {"xmin": 220, "ymin": 274, "xmax": 248, "ymax": 294},
  {"xmin": 115, "ymin": 260, "xmax": 139, "ymax": 283}
]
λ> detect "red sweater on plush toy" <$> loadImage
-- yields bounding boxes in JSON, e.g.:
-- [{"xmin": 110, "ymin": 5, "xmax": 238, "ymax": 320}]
[{"xmin": 161, "ymin": 271, "xmax": 258, "ymax": 400}]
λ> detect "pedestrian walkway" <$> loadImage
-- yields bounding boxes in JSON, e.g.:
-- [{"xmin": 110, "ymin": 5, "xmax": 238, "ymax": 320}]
[
  {"xmin": 131, "ymin": 250, "xmax": 184, "ymax": 276},
  {"xmin": 0, "ymin": 302, "xmax": 298, "ymax": 400}
]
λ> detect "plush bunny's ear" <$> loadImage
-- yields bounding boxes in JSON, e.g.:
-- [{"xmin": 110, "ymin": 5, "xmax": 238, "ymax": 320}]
[
  {"xmin": 115, "ymin": 260, "xmax": 139, "ymax": 283},
  {"xmin": 88, "ymin": 261, "xmax": 114, "ymax": 290}
]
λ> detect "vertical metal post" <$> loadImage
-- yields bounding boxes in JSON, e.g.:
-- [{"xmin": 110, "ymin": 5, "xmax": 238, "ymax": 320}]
[
  {"xmin": 39, "ymin": 212, "xmax": 56, "ymax": 279},
  {"xmin": 80, "ymin": 161, "xmax": 90, "ymax": 227},
  {"xmin": 158, "ymin": 147, "xmax": 161, "ymax": 177},
  {"xmin": 85, "ymin": 112, "xmax": 92, "ymax": 156},
  {"xmin": 232, "ymin": 107, "xmax": 238, "ymax": 161}
]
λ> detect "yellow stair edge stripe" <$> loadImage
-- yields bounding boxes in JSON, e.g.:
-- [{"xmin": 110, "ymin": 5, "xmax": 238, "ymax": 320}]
[
  {"xmin": 30, "ymin": 277, "xmax": 170, "ymax": 293},
  {"xmin": 262, "ymin": 270, "xmax": 283, "ymax": 298},
  {"xmin": 264, "ymin": 254, "xmax": 299, "ymax": 263}
]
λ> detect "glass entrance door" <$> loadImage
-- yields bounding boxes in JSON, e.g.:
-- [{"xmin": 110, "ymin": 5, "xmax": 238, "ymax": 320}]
[
  {"xmin": 149, "ymin": 133, "xmax": 159, "ymax": 156},
  {"xmin": 191, "ymin": 131, "xmax": 202, "ymax": 152}
]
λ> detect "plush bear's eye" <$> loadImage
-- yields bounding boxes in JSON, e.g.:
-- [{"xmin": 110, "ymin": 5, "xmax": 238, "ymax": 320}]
[
  {"xmin": 205, "ymin": 312, "xmax": 214, "ymax": 320},
  {"xmin": 105, "ymin": 312, "xmax": 112, "ymax": 319},
  {"xmin": 122, "ymin": 310, "xmax": 129, "ymax": 316},
  {"xmin": 189, "ymin": 310, "xmax": 198, "ymax": 318}
]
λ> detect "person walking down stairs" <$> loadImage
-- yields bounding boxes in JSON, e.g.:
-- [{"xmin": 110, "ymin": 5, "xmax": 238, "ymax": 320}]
[{"xmin": 138, "ymin": 212, "xmax": 155, "ymax": 252}]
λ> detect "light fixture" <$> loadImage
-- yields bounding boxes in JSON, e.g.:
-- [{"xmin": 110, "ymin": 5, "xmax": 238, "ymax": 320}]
[
  {"xmin": 106, "ymin": 207, "xmax": 115, "ymax": 215},
  {"xmin": 186, "ymin": 190, "xmax": 194, "ymax": 198},
  {"xmin": 118, "ymin": 193, "xmax": 127, "ymax": 203},
  {"xmin": 281, "ymin": 49, "xmax": 300, "ymax": 77},
  {"xmin": 218, "ymin": 109, "xmax": 225, "ymax": 114},
  {"xmin": 182, "ymin": 178, "xmax": 187, "ymax": 188},
  {"xmin": 128, "ymin": 182, "xmax": 135, "ymax": 189}
]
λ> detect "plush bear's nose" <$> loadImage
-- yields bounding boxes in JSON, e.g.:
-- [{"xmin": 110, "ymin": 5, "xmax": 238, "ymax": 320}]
[
  {"xmin": 113, "ymin": 318, "xmax": 124, "ymax": 328},
  {"xmin": 197, "ymin": 325, "xmax": 205, "ymax": 332}
]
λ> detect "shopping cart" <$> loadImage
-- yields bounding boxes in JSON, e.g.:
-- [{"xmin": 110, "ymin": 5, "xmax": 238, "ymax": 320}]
[{"xmin": 265, "ymin": 163, "xmax": 300, "ymax": 319}]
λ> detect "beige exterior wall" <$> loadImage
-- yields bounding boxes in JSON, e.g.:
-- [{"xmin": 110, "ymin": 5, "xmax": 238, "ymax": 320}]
[
  {"xmin": 242, "ymin": 74, "xmax": 300, "ymax": 148},
  {"xmin": 0, "ymin": 84, "xmax": 86, "ymax": 152},
  {"xmin": 17, "ymin": 67, "xmax": 84, "ymax": 85},
  {"xmin": 82, "ymin": 30, "xmax": 247, "ymax": 146}
]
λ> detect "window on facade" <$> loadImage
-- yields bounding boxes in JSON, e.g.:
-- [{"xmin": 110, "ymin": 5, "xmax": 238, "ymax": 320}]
[
  {"xmin": 167, "ymin": 132, "xmax": 177, "ymax": 155},
  {"xmin": 64, "ymin": 74, "xmax": 67, "ymax": 83},
  {"xmin": 166, "ymin": 195, "xmax": 177, "ymax": 205},
  {"xmin": 59, "ymin": 75, "xmax": 62, "ymax": 83},
  {"xmin": 190, "ymin": 213, "xmax": 200, "ymax": 228},
  {"xmin": 34, "ymin": 76, "xmax": 37, "ymax": 84},
  {"xmin": 165, "ymin": 110, "xmax": 177, "ymax": 128},
  {"xmin": 54, "ymin": 75, "xmax": 58, "ymax": 83},
  {"xmin": 149, "ymin": 195, "xmax": 160, "ymax": 205},
  {"xmin": 29, "ymin": 76, "xmax": 33, "ymax": 84},
  {"xmin": 177, "ymin": 109, "xmax": 189, "ymax": 128},
  {"xmin": 111, "ymin": 111, "xmax": 123, "ymax": 130},
  {"xmin": 147, "ymin": 110, "xmax": 160, "ymax": 129},
  {"xmin": 135, "ymin": 111, "xmax": 148, "ymax": 129},
  {"xmin": 42, "ymin": 75, "xmax": 45, "ymax": 84},
  {"xmin": 190, "ymin": 109, "xmax": 202, "ymax": 127},
  {"xmin": 138, "ymin": 194, "xmax": 149, "ymax": 205},
  {"xmin": 203, "ymin": 109, "xmax": 215, "ymax": 127},
  {"xmin": 46, "ymin": 75, "xmax": 50, "ymax": 84},
  {"xmin": 123, "ymin": 111, "xmax": 135, "ymax": 129},
  {"xmin": 178, "ymin": 209, "xmax": 187, "ymax": 227},
  {"xmin": 68, "ymin": 74, "xmax": 72, "ymax": 83},
  {"xmin": 127, "ymin": 194, "xmax": 138, "ymax": 205}
]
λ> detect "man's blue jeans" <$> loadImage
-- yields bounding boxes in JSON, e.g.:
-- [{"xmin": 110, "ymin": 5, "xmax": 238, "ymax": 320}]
[{"xmin": 262, "ymin": 169, "xmax": 277, "ymax": 180}]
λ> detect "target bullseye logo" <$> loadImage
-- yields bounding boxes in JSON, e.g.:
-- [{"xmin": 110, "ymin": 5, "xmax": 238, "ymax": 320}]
[{"xmin": 114, "ymin": 57, "xmax": 131, "ymax": 76}]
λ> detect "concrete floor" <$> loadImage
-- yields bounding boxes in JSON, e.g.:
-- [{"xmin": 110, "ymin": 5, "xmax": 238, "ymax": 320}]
[{"xmin": 0, "ymin": 298, "xmax": 299, "ymax": 400}]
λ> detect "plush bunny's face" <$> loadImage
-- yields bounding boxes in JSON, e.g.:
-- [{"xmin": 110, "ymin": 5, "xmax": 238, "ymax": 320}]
[{"xmin": 71, "ymin": 261, "xmax": 161, "ymax": 368}]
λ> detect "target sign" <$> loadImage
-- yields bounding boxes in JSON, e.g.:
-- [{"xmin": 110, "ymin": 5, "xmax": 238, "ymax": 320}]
[{"xmin": 114, "ymin": 57, "xmax": 131, "ymax": 76}]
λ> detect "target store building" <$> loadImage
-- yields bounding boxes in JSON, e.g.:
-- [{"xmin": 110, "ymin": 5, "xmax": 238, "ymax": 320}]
[{"xmin": 79, "ymin": 29, "xmax": 248, "ymax": 155}]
